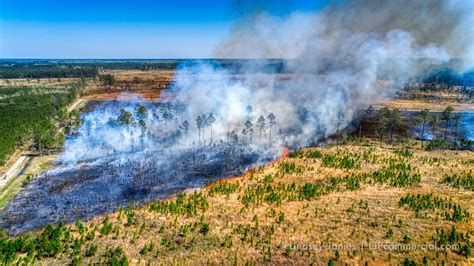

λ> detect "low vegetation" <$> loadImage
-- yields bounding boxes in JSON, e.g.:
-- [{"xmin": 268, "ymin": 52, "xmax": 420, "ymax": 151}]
[
  {"xmin": 442, "ymin": 171, "xmax": 473, "ymax": 191},
  {"xmin": 398, "ymin": 193, "xmax": 470, "ymax": 222},
  {"xmin": 0, "ymin": 140, "xmax": 471, "ymax": 265}
]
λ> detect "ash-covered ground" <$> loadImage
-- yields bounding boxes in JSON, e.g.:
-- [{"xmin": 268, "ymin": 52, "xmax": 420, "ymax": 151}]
[
  {"xmin": 0, "ymin": 99, "xmax": 282, "ymax": 235},
  {"xmin": 0, "ymin": 144, "xmax": 273, "ymax": 235}
]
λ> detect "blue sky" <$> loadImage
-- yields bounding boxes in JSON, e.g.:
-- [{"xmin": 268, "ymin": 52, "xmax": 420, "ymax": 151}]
[{"xmin": 0, "ymin": 0, "xmax": 324, "ymax": 58}]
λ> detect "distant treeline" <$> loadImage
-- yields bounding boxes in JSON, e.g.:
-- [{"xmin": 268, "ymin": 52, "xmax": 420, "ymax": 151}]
[
  {"xmin": 1, "ymin": 59, "xmax": 473, "ymax": 85},
  {"xmin": 0, "ymin": 65, "xmax": 98, "ymax": 79},
  {"xmin": 0, "ymin": 59, "xmax": 284, "ymax": 74}
]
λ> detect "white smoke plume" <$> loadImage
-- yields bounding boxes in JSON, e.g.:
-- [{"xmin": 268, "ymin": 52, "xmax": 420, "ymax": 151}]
[
  {"xmin": 61, "ymin": 0, "xmax": 473, "ymax": 163},
  {"xmin": 166, "ymin": 0, "xmax": 473, "ymax": 148}
]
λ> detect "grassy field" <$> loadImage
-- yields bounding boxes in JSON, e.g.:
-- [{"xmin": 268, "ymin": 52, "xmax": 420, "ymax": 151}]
[
  {"xmin": 82, "ymin": 70, "xmax": 173, "ymax": 101},
  {"xmin": 1, "ymin": 139, "xmax": 472, "ymax": 265}
]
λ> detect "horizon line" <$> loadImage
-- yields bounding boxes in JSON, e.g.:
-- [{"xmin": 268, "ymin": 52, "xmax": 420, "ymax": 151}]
[{"xmin": 1, "ymin": 58, "xmax": 472, "ymax": 61}]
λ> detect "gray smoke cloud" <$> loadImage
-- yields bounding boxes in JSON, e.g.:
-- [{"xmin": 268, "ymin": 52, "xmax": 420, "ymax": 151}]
[
  {"xmin": 61, "ymin": 0, "xmax": 474, "ymax": 163},
  {"xmin": 216, "ymin": 0, "xmax": 474, "ymax": 61},
  {"xmin": 169, "ymin": 0, "xmax": 473, "ymax": 149}
]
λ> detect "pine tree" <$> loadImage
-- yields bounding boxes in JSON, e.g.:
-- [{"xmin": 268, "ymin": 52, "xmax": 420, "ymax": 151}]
[
  {"xmin": 180, "ymin": 120, "xmax": 189, "ymax": 137},
  {"xmin": 160, "ymin": 104, "xmax": 173, "ymax": 130},
  {"xmin": 135, "ymin": 104, "xmax": 148, "ymax": 120},
  {"xmin": 117, "ymin": 109, "xmax": 134, "ymax": 128},
  {"xmin": 359, "ymin": 105, "xmax": 374, "ymax": 137},
  {"xmin": 138, "ymin": 119, "xmax": 146, "ymax": 150},
  {"xmin": 241, "ymin": 128, "xmax": 247, "ymax": 144},
  {"xmin": 245, "ymin": 105, "xmax": 253, "ymax": 121},
  {"xmin": 196, "ymin": 116, "xmax": 203, "ymax": 144},
  {"xmin": 419, "ymin": 109, "xmax": 430, "ymax": 147},
  {"xmin": 267, "ymin": 112, "xmax": 276, "ymax": 144},
  {"xmin": 207, "ymin": 113, "xmax": 216, "ymax": 144},
  {"xmin": 257, "ymin": 115, "xmax": 266, "ymax": 144},
  {"xmin": 245, "ymin": 120, "xmax": 253, "ymax": 143},
  {"xmin": 430, "ymin": 114, "xmax": 440, "ymax": 141},
  {"xmin": 389, "ymin": 108, "xmax": 402, "ymax": 142},
  {"xmin": 454, "ymin": 112, "xmax": 462, "ymax": 143},
  {"xmin": 442, "ymin": 106, "xmax": 454, "ymax": 140},
  {"xmin": 376, "ymin": 107, "xmax": 390, "ymax": 142}
]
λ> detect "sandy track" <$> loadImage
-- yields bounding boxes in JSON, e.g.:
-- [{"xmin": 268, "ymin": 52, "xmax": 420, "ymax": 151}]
[
  {"xmin": 0, "ymin": 97, "xmax": 86, "ymax": 190},
  {"xmin": 0, "ymin": 152, "xmax": 28, "ymax": 187},
  {"xmin": 67, "ymin": 99, "xmax": 84, "ymax": 112}
]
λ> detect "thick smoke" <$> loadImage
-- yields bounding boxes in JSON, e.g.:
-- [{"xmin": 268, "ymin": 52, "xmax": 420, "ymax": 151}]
[
  {"xmin": 61, "ymin": 101, "xmax": 179, "ymax": 163},
  {"xmin": 173, "ymin": 0, "xmax": 473, "ymax": 149},
  {"xmin": 64, "ymin": 0, "xmax": 474, "ymax": 162},
  {"xmin": 216, "ymin": 0, "xmax": 473, "ymax": 61}
]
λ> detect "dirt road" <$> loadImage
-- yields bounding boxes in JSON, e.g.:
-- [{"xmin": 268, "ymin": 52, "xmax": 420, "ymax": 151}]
[
  {"xmin": 68, "ymin": 98, "xmax": 84, "ymax": 112},
  {"xmin": 0, "ymin": 152, "xmax": 28, "ymax": 187},
  {"xmin": 0, "ymin": 97, "xmax": 87, "ymax": 191}
]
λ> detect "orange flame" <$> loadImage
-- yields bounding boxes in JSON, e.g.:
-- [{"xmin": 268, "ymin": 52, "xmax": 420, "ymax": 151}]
[{"xmin": 207, "ymin": 146, "xmax": 290, "ymax": 188}]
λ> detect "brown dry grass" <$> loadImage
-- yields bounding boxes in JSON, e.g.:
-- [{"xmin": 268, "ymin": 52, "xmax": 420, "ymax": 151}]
[
  {"xmin": 34, "ymin": 140, "xmax": 473, "ymax": 265},
  {"xmin": 375, "ymin": 88, "xmax": 473, "ymax": 111},
  {"xmin": 83, "ymin": 70, "xmax": 174, "ymax": 101},
  {"xmin": 375, "ymin": 99, "xmax": 473, "ymax": 112},
  {"xmin": 83, "ymin": 70, "xmax": 473, "ymax": 112}
]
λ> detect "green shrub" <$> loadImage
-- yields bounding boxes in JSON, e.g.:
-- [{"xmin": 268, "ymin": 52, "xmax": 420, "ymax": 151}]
[
  {"xmin": 399, "ymin": 193, "xmax": 470, "ymax": 222},
  {"xmin": 85, "ymin": 244, "xmax": 97, "ymax": 257},
  {"xmin": 393, "ymin": 148, "xmax": 413, "ymax": 158},
  {"xmin": 150, "ymin": 192, "xmax": 208, "ymax": 217},
  {"xmin": 426, "ymin": 140, "xmax": 451, "ymax": 151},
  {"xmin": 442, "ymin": 171, "xmax": 473, "ymax": 191},
  {"xmin": 100, "ymin": 217, "xmax": 113, "ymax": 235}
]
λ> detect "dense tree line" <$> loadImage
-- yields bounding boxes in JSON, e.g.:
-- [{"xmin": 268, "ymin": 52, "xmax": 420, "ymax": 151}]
[
  {"xmin": 2, "ymin": 59, "xmax": 473, "ymax": 79},
  {"xmin": 0, "ymin": 67, "xmax": 98, "ymax": 79},
  {"xmin": 0, "ymin": 85, "xmax": 80, "ymax": 164},
  {"xmin": 0, "ymin": 60, "xmax": 178, "ymax": 73}
]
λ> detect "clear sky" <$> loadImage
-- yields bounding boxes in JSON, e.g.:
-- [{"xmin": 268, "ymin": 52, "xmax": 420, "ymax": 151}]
[{"xmin": 0, "ymin": 0, "xmax": 323, "ymax": 59}]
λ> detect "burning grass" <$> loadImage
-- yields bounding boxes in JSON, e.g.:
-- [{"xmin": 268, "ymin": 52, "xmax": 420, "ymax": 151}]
[{"xmin": 1, "ymin": 139, "xmax": 472, "ymax": 265}]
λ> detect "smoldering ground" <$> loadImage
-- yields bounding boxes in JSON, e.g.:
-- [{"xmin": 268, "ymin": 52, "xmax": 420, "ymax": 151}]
[
  {"xmin": 0, "ymin": 100, "xmax": 279, "ymax": 234},
  {"xmin": 1, "ymin": 0, "xmax": 473, "ymax": 234}
]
